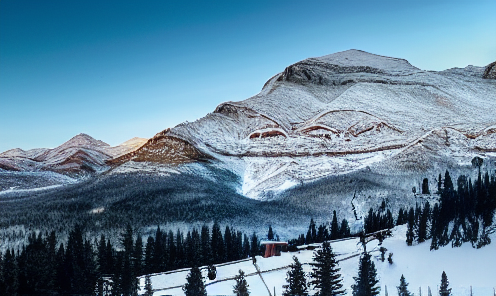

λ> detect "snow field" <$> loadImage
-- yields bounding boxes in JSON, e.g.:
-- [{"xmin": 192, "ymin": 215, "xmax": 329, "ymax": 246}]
[{"xmin": 141, "ymin": 225, "xmax": 495, "ymax": 296}]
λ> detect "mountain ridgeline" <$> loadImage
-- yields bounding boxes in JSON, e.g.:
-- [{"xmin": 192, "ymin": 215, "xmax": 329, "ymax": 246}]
[{"xmin": 1, "ymin": 50, "xmax": 495, "ymax": 246}]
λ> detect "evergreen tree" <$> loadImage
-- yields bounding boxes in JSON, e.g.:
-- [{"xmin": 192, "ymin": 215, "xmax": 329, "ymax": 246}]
[
  {"xmin": 134, "ymin": 233, "xmax": 143, "ymax": 277},
  {"xmin": 439, "ymin": 271, "xmax": 452, "ymax": 296},
  {"xmin": 144, "ymin": 236, "xmax": 155, "ymax": 275},
  {"xmin": 233, "ymin": 269, "xmax": 250, "ymax": 296},
  {"xmin": 331, "ymin": 211, "xmax": 340, "ymax": 239},
  {"xmin": 268, "ymin": 225, "xmax": 274, "ymax": 240},
  {"xmin": 396, "ymin": 274, "xmax": 413, "ymax": 296},
  {"xmin": 309, "ymin": 241, "xmax": 345, "ymax": 296},
  {"xmin": 283, "ymin": 256, "xmax": 308, "ymax": 296},
  {"xmin": 351, "ymin": 252, "xmax": 380, "ymax": 296},
  {"xmin": 418, "ymin": 202, "xmax": 430, "ymax": 243},
  {"xmin": 212, "ymin": 222, "xmax": 224, "ymax": 263},
  {"xmin": 200, "ymin": 225, "xmax": 212, "ymax": 265},
  {"xmin": 121, "ymin": 224, "xmax": 138, "ymax": 296},
  {"xmin": 339, "ymin": 219, "xmax": 351, "ymax": 238},
  {"xmin": 2, "ymin": 249, "xmax": 18, "ymax": 295},
  {"xmin": 406, "ymin": 208, "xmax": 415, "ymax": 246},
  {"xmin": 437, "ymin": 173, "xmax": 442, "ymax": 194},
  {"xmin": 243, "ymin": 234, "xmax": 251, "ymax": 259},
  {"xmin": 167, "ymin": 230, "xmax": 176, "ymax": 270},
  {"xmin": 250, "ymin": 232, "xmax": 259, "ymax": 257},
  {"xmin": 396, "ymin": 208, "xmax": 405, "ymax": 226},
  {"xmin": 144, "ymin": 274, "xmax": 153, "ymax": 296},
  {"xmin": 183, "ymin": 266, "xmax": 207, "ymax": 296}
]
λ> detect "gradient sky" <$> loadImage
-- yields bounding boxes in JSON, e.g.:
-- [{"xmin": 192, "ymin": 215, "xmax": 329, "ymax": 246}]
[{"xmin": 1, "ymin": 0, "xmax": 495, "ymax": 152}]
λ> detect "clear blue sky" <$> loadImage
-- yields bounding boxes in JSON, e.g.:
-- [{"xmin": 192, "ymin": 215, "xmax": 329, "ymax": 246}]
[{"xmin": 1, "ymin": 0, "xmax": 495, "ymax": 152}]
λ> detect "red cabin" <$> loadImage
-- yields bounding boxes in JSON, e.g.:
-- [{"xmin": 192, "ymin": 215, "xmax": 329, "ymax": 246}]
[{"xmin": 260, "ymin": 241, "xmax": 288, "ymax": 258}]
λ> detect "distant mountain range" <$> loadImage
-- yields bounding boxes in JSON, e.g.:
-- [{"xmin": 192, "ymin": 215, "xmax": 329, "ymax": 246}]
[
  {"xmin": 0, "ymin": 134, "xmax": 147, "ymax": 174},
  {"xmin": 1, "ymin": 50, "xmax": 495, "ymax": 200}
]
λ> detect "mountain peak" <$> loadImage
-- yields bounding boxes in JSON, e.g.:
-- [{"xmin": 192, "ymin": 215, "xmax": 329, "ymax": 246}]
[
  {"xmin": 312, "ymin": 49, "xmax": 419, "ymax": 74},
  {"xmin": 60, "ymin": 133, "xmax": 110, "ymax": 149}
]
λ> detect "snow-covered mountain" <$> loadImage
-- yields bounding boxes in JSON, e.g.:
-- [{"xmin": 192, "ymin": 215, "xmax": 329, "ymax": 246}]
[
  {"xmin": 0, "ymin": 134, "xmax": 147, "ymax": 175},
  {"xmin": 108, "ymin": 50, "xmax": 496, "ymax": 199}
]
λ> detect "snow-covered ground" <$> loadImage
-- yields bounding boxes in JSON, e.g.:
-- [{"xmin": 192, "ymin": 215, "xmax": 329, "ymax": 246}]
[{"xmin": 140, "ymin": 225, "xmax": 496, "ymax": 296}]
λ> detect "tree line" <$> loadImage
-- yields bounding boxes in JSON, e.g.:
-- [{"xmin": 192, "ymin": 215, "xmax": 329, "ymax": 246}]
[
  {"xmin": 288, "ymin": 210, "xmax": 352, "ymax": 248},
  {"xmin": 0, "ymin": 222, "xmax": 261, "ymax": 296},
  {"xmin": 405, "ymin": 170, "xmax": 496, "ymax": 249}
]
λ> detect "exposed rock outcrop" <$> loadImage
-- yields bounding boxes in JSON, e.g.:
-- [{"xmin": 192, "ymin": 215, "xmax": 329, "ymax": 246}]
[{"xmin": 483, "ymin": 61, "xmax": 496, "ymax": 79}]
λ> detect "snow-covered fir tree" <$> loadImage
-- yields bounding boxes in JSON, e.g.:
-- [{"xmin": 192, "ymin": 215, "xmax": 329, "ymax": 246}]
[
  {"xmin": 352, "ymin": 252, "xmax": 380, "ymax": 296},
  {"xmin": 396, "ymin": 274, "xmax": 413, "ymax": 296},
  {"xmin": 310, "ymin": 241, "xmax": 345, "ymax": 296},
  {"xmin": 439, "ymin": 271, "xmax": 452, "ymax": 296},
  {"xmin": 144, "ymin": 274, "xmax": 153, "ymax": 296},
  {"xmin": 183, "ymin": 266, "xmax": 206, "ymax": 296},
  {"xmin": 233, "ymin": 269, "xmax": 250, "ymax": 296},
  {"xmin": 283, "ymin": 256, "xmax": 308, "ymax": 296}
]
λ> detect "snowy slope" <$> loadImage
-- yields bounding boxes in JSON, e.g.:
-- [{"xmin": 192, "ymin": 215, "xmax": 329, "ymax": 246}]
[
  {"xmin": 140, "ymin": 225, "xmax": 496, "ymax": 296},
  {"xmin": 112, "ymin": 50, "xmax": 496, "ymax": 199},
  {"xmin": 0, "ymin": 134, "xmax": 147, "ymax": 190}
]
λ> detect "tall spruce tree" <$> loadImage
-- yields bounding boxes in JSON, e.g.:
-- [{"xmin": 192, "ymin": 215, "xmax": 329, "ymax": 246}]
[
  {"xmin": 183, "ymin": 266, "xmax": 207, "ymax": 296},
  {"xmin": 331, "ymin": 210, "xmax": 340, "ymax": 239},
  {"xmin": 309, "ymin": 241, "xmax": 345, "ymax": 296},
  {"xmin": 144, "ymin": 274, "xmax": 153, "ymax": 296},
  {"xmin": 351, "ymin": 252, "xmax": 380, "ymax": 296},
  {"xmin": 418, "ymin": 202, "xmax": 430, "ymax": 243},
  {"xmin": 397, "ymin": 274, "xmax": 413, "ymax": 296},
  {"xmin": 396, "ymin": 208, "xmax": 405, "ymax": 226},
  {"xmin": 268, "ymin": 226, "xmax": 274, "ymax": 240},
  {"xmin": 283, "ymin": 256, "xmax": 308, "ymax": 296},
  {"xmin": 233, "ymin": 269, "xmax": 250, "ymax": 296},
  {"xmin": 340, "ymin": 219, "xmax": 351, "ymax": 238},
  {"xmin": 439, "ymin": 271, "xmax": 452, "ymax": 296},
  {"xmin": 406, "ymin": 208, "xmax": 415, "ymax": 246},
  {"xmin": 250, "ymin": 232, "xmax": 259, "ymax": 257}
]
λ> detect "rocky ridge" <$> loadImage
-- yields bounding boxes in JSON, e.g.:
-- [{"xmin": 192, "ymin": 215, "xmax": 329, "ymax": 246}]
[
  {"xmin": 108, "ymin": 50, "xmax": 496, "ymax": 199},
  {"xmin": 0, "ymin": 134, "xmax": 147, "ymax": 175}
]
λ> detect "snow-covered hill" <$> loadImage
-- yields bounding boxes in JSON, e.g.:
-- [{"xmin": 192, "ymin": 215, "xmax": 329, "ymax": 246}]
[
  {"xmin": 110, "ymin": 50, "xmax": 496, "ymax": 199},
  {"xmin": 140, "ymin": 225, "xmax": 496, "ymax": 296},
  {"xmin": 0, "ymin": 134, "xmax": 147, "ymax": 189}
]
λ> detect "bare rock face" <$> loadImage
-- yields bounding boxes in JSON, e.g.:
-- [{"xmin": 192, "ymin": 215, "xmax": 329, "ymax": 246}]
[
  {"xmin": 107, "ymin": 130, "xmax": 212, "ymax": 166},
  {"xmin": 483, "ymin": 61, "xmax": 496, "ymax": 79}
]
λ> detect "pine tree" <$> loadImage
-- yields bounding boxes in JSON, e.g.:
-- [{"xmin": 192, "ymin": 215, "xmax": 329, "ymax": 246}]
[
  {"xmin": 351, "ymin": 252, "xmax": 380, "ymax": 296},
  {"xmin": 339, "ymin": 219, "xmax": 351, "ymax": 238},
  {"xmin": 250, "ymin": 232, "xmax": 258, "ymax": 257},
  {"xmin": 233, "ymin": 269, "xmax": 250, "ymax": 296},
  {"xmin": 406, "ymin": 207, "xmax": 415, "ymax": 246},
  {"xmin": 212, "ymin": 222, "xmax": 224, "ymax": 263},
  {"xmin": 200, "ymin": 225, "xmax": 212, "ymax": 265},
  {"xmin": 309, "ymin": 241, "xmax": 345, "ymax": 296},
  {"xmin": 397, "ymin": 208, "xmax": 405, "ymax": 226},
  {"xmin": 183, "ymin": 266, "xmax": 207, "ymax": 296},
  {"xmin": 134, "ymin": 234, "xmax": 143, "ymax": 277},
  {"xmin": 396, "ymin": 274, "xmax": 413, "ymax": 296},
  {"xmin": 283, "ymin": 256, "xmax": 308, "ymax": 296},
  {"xmin": 144, "ymin": 236, "xmax": 155, "ymax": 275},
  {"xmin": 144, "ymin": 274, "xmax": 153, "ymax": 296},
  {"xmin": 331, "ymin": 210, "xmax": 340, "ymax": 239},
  {"xmin": 268, "ymin": 226, "xmax": 274, "ymax": 240},
  {"xmin": 2, "ymin": 249, "xmax": 18, "ymax": 295},
  {"xmin": 418, "ymin": 202, "xmax": 430, "ymax": 243},
  {"xmin": 439, "ymin": 271, "xmax": 452, "ymax": 296}
]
